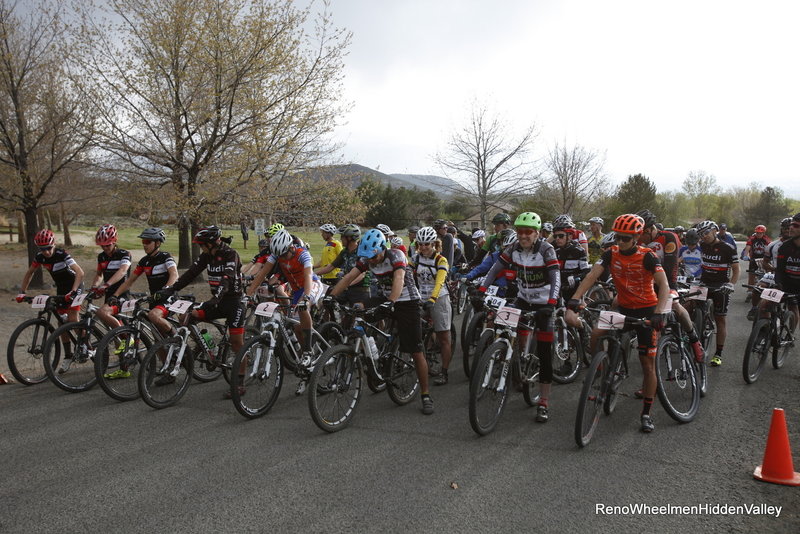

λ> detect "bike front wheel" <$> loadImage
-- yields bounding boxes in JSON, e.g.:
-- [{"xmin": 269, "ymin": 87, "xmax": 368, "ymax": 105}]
[
  {"xmin": 94, "ymin": 325, "xmax": 153, "ymax": 401},
  {"xmin": 230, "ymin": 335, "xmax": 283, "ymax": 419},
  {"xmin": 308, "ymin": 345, "xmax": 363, "ymax": 432},
  {"xmin": 575, "ymin": 351, "xmax": 610, "ymax": 447},
  {"xmin": 552, "ymin": 323, "xmax": 582, "ymax": 384},
  {"xmin": 655, "ymin": 335, "xmax": 699, "ymax": 423},
  {"xmin": 42, "ymin": 322, "xmax": 103, "ymax": 393},
  {"xmin": 462, "ymin": 311, "xmax": 487, "ymax": 378},
  {"xmin": 138, "ymin": 337, "xmax": 193, "ymax": 409},
  {"xmin": 385, "ymin": 338, "xmax": 419, "ymax": 406},
  {"xmin": 742, "ymin": 319, "xmax": 770, "ymax": 384},
  {"xmin": 772, "ymin": 310, "xmax": 796, "ymax": 369},
  {"xmin": 469, "ymin": 341, "xmax": 511, "ymax": 436},
  {"xmin": 7, "ymin": 318, "xmax": 56, "ymax": 385}
]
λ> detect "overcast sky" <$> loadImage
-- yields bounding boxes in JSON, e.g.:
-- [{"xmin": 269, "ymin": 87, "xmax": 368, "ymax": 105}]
[{"xmin": 327, "ymin": 0, "xmax": 800, "ymax": 197}]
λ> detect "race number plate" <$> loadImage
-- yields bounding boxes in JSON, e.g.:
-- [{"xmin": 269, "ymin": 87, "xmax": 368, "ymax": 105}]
[
  {"xmin": 495, "ymin": 306, "xmax": 521, "ymax": 328},
  {"xmin": 677, "ymin": 276, "xmax": 687, "ymax": 284},
  {"xmin": 71, "ymin": 293, "xmax": 88, "ymax": 307},
  {"xmin": 598, "ymin": 310, "xmax": 627, "ymax": 330},
  {"xmin": 761, "ymin": 288, "xmax": 784, "ymax": 303},
  {"xmin": 255, "ymin": 302, "xmax": 280, "ymax": 317},
  {"xmin": 168, "ymin": 299, "xmax": 194, "ymax": 314},
  {"xmin": 485, "ymin": 285, "xmax": 499, "ymax": 296},
  {"xmin": 120, "ymin": 298, "xmax": 137, "ymax": 313},
  {"xmin": 688, "ymin": 286, "xmax": 708, "ymax": 301},
  {"xmin": 31, "ymin": 295, "xmax": 48, "ymax": 309},
  {"xmin": 484, "ymin": 295, "xmax": 506, "ymax": 309}
]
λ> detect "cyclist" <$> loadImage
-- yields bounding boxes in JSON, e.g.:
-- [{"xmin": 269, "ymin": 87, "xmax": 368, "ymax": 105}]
[
  {"xmin": 316, "ymin": 224, "xmax": 371, "ymax": 306},
  {"xmin": 587, "ymin": 217, "xmax": 605, "ymax": 264},
  {"xmin": 742, "ymin": 225, "xmax": 771, "ymax": 311},
  {"xmin": 470, "ymin": 213, "xmax": 512, "ymax": 268},
  {"xmin": 479, "ymin": 212, "xmax": 560, "ymax": 423},
  {"xmin": 463, "ymin": 229, "xmax": 517, "ymax": 298},
  {"xmin": 390, "ymin": 236, "xmax": 408, "ymax": 255},
  {"xmin": 696, "ymin": 220, "xmax": 740, "ymax": 366},
  {"xmin": 774, "ymin": 213, "xmax": 800, "ymax": 330},
  {"xmin": 431, "ymin": 219, "xmax": 454, "ymax": 267},
  {"xmin": 540, "ymin": 222, "xmax": 553, "ymax": 241},
  {"xmin": 678, "ymin": 229, "xmax": 703, "ymax": 278},
  {"xmin": 552, "ymin": 223, "xmax": 590, "ymax": 331},
  {"xmin": 158, "ymin": 226, "xmax": 246, "ymax": 395},
  {"xmin": 241, "ymin": 238, "xmax": 271, "ymax": 278},
  {"xmin": 448, "ymin": 225, "xmax": 466, "ymax": 270},
  {"xmin": 569, "ymin": 214, "xmax": 672, "ymax": 433},
  {"xmin": 92, "ymin": 224, "xmax": 132, "ymax": 333},
  {"xmin": 17, "ymin": 229, "xmax": 85, "ymax": 373},
  {"xmin": 716, "ymin": 223, "xmax": 737, "ymax": 249},
  {"xmin": 330, "ymin": 228, "xmax": 434, "ymax": 415},
  {"xmin": 472, "ymin": 229, "xmax": 486, "ymax": 252},
  {"xmin": 104, "ymin": 228, "xmax": 178, "ymax": 377},
  {"xmin": 410, "ymin": 226, "xmax": 452, "ymax": 385},
  {"xmin": 673, "ymin": 225, "xmax": 686, "ymax": 243},
  {"xmin": 376, "ymin": 223, "xmax": 394, "ymax": 243},
  {"xmin": 763, "ymin": 218, "xmax": 792, "ymax": 272},
  {"xmin": 553, "ymin": 214, "xmax": 589, "ymax": 255},
  {"xmin": 407, "ymin": 226, "xmax": 419, "ymax": 257},
  {"xmin": 314, "ymin": 223, "xmax": 343, "ymax": 285}
]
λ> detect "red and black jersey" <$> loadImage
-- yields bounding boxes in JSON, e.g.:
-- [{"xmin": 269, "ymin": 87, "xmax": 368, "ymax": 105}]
[
  {"xmin": 133, "ymin": 250, "xmax": 176, "ymax": 294},
  {"xmin": 598, "ymin": 245, "xmax": 662, "ymax": 309},
  {"xmin": 700, "ymin": 240, "xmax": 738, "ymax": 285},
  {"xmin": 776, "ymin": 239, "xmax": 800, "ymax": 294},
  {"xmin": 173, "ymin": 242, "xmax": 243, "ymax": 298},
  {"xmin": 641, "ymin": 230, "xmax": 681, "ymax": 289},
  {"xmin": 746, "ymin": 234, "xmax": 771, "ymax": 258},
  {"xmin": 356, "ymin": 248, "xmax": 420, "ymax": 302},
  {"xmin": 97, "ymin": 247, "xmax": 132, "ymax": 296},
  {"xmin": 32, "ymin": 248, "xmax": 78, "ymax": 294}
]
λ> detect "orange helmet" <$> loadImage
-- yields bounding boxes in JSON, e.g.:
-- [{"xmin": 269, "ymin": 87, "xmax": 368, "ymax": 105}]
[
  {"xmin": 755, "ymin": 225, "xmax": 766, "ymax": 233},
  {"xmin": 95, "ymin": 224, "xmax": 118, "ymax": 246},
  {"xmin": 34, "ymin": 228, "xmax": 55, "ymax": 247},
  {"xmin": 612, "ymin": 214, "xmax": 645, "ymax": 235}
]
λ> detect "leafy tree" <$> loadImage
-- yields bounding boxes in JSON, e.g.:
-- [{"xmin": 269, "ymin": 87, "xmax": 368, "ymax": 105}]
[
  {"xmin": 745, "ymin": 186, "xmax": 791, "ymax": 231},
  {"xmin": 682, "ymin": 170, "xmax": 717, "ymax": 219},
  {"xmin": 609, "ymin": 173, "xmax": 658, "ymax": 216}
]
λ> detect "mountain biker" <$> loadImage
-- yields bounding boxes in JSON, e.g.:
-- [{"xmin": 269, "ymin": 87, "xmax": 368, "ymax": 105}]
[
  {"xmin": 315, "ymin": 224, "xmax": 343, "ymax": 285},
  {"xmin": 92, "ymin": 225, "xmax": 132, "ymax": 334},
  {"xmin": 678, "ymin": 229, "xmax": 702, "ymax": 278},
  {"xmin": 587, "ymin": 217, "xmax": 605, "ymax": 264},
  {"xmin": 315, "ymin": 224, "xmax": 371, "ymax": 307}
]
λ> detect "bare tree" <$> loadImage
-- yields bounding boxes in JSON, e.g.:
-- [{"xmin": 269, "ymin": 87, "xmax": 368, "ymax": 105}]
[
  {"xmin": 434, "ymin": 102, "xmax": 537, "ymax": 228},
  {"xmin": 0, "ymin": 0, "xmax": 95, "ymax": 286},
  {"xmin": 75, "ymin": 0, "xmax": 350, "ymax": 266},
  {"xmin": 538, "ymin": 140, "xmax": 609, "ymax": 219},
  {"xmin": 682, "ymin": 170, "xmax": 718, "ymax": 219}
]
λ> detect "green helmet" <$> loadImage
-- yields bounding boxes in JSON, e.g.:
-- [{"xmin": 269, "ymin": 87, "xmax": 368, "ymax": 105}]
[
  {"xmin": 266, "ymin": 222, "xmax": 284, "ymax": 237},
  {"xmin": 514, "ymin": 212, "xmax": 542, "ymax": 229},
  {"xmin": 492, "ymin": 213, "xmax": 512, "ymax": 224}
]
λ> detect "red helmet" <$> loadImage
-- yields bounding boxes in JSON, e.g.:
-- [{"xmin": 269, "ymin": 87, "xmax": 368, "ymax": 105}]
[
  {"xmin": 95, "ymin": 224, "xmax": 118, "ymax": 246},
  {"xmin": 612, "ymin": 214, "xmax": 645, "ymax": 235},
  {"xmin": 754, "ymin": 225, "xmax": 766, "ymax": 233},
  {"xmin": 34, "ymin": 229, "xmax": 55, "ymax": 247}
]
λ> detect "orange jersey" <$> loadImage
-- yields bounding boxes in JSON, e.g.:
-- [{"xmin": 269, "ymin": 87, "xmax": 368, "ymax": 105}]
[{"xmin": 598, "ymin": 245, "xmax": 663, "ymax": 309}]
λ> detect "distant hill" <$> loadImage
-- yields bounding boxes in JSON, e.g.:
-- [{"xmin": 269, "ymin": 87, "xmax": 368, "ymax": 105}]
[
  {"xmin": 388, "ymin": 173, "xmax": 469, "ymax": 194},
  {"xmin": 302, "ymin": 164, "xmax": 467, "ymax": 195}
]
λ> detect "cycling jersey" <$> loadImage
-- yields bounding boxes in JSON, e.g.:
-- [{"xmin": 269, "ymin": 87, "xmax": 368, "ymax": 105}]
[
  {"xmin": 319, "ymin": 239, "xmax": 343, "ymax": 279},
  {"xmin": 330, "ymin": 247, "xmax": 372, "ymax": 288},
  {"xmin": 482, "ymin": 239, "xmax": 560, "ymax": 306},
  {"xmin": 251, "ymin": 247, "xmax": 271, "ymax": 265},
  {"xmin": 641, "ymin": 230, "xmax": 681, "ymax": 289},
  {"xmin": 266, "ymin": 247, "xmax": 318, "ymax": 292},
  {"xmin": 745, "ymin": 234, "xmax": 771, "ymax": 258},
  {"xmin": 699, "ymin": 240, "xmax": 738, "ymax": 285},
  {"xmin": 410, "ymin": 253, "xmax": 449, "ymax": 301},
  {"xmin": 678, "ymin": 245, "xmax": 703, "ymax": 278},
  {"xmin": 132, "ymin": 250, "xmax": 176, "ymax": 294},
  {"xmin": 466, "ymin": 250, "xmax": 513, "ymax": 297},
  {"xmin": 173, "ymin": 242, "xmax": 243, "ymax": 298},
  {"xmin": 566, "ymin": 228, "xmax": 588, "ymax": 249},
  {"xmin": 355, "ymin": 248, "xmax": 420, "ymax": 302},
  {"xmin": 587, "ymin": 233, "xmax": 604, "ymax": 264},
  {"xmin": 764, "ymin": 238, "xmax": 787, "ymax": 270},
  {"xmin": 597, "ymin": 245, "xmax": 662, "ymax": 309},
  {"xmin": 776, "ymin": 239, "xmax": 800, "ymax": 294},
  {"xmin": 31, "ymin": 248, "xmax": 78, "ymax": 294},
  {"xmin": 555, "ymin": 241, "xmax": 590, "ymax": 298},
  {"xmin": 97, "ymin": 247, "xmax": 132, "ymax": 296}
]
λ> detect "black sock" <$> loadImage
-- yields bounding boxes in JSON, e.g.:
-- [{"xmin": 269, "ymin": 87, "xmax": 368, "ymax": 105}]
[
  {"xmin": 715, "ymin": 346, "xmax": 723, "ymax": 356},
  {"xmin": 642, "ymin": 398, "xmax": 654, "ymax": 415},
  {"xmin": 302, "ymin": 329, "xmax": 311, "ymax": 352}
]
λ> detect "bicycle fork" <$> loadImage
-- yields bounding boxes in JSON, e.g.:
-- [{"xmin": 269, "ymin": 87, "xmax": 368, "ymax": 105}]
[
  {"xmin": 249, "ymin": 332, "xmax": 276, "ymax": 380},
  {"xmin": 161, "ymin": 327, "xmax": 189, "ymax": 377},
  {"xmin": 480, "ymin": 339, "xmax": 513, "ymax": 393}
]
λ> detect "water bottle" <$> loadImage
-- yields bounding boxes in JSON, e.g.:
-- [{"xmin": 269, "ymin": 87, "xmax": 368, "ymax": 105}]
[
  {"xmin": 287, "ymin": 329, "xmax": 302, "ymax": 353},
  {"xmin": 366, "ymin": 336, "xmax": 380, "ymax": 362},
  {"xmin": 200, "ymin": 329, "xmax": 216, "ymax": 358}
]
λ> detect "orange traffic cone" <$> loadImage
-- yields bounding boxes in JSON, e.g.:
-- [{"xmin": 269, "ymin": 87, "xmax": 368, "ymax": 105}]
[{"xmin": 753, "ymin": 408, "xmax": 800, "ymax": 486}]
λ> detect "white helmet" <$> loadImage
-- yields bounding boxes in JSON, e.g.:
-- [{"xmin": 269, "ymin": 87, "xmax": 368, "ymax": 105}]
[
  {"xmin": 319, "ymin": 223, "xmax": 338, "ymax": 235},
  {"xmin": 415, "ymin": 226, "xmax": 437, "ymax": 244},
  {"xmin": 502, "ymin": 230, "xmax": 518, "ymax": 247},
  {"xmin": 589, "ymin": 217, "xmax": 604, "ymax": 226},
  {"xmin": 270, "ymin": 228, "xmax": 293, "ymax": 256},
  {"xmin": 600, "ymin": 232, "xmax": 616, "ymax": 248},
  {"xmin": 376, "ymin": 224, "xmax": 392, "ymax": 237},
  {"xmin": 390, "ymin": 236, "xmax": 403, "ymax": 247},
  {"xmin": 696, "ymin": 220, "xmax": 719, "ymax": 235},
  {"xmin": 472, "ymin": 229, "xmax": 486, "ymax": 239}
]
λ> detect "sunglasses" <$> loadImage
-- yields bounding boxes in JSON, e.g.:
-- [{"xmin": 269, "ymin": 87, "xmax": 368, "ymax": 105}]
[
  {"xmin": 38, "ymin": 246, "xmax": 54, "ymax": 251},
  {"xmin": 791, "ymin": 222, "xmax": 800, "ymax": 229},
  {"xmin": 553, "ymin": 233, "xmax": 567, "ymax": 239},
  {"xmin": 141, "ymin": 239, "xmax": 154, "ymax": 245},
  {"xmin": 614, "ymin": 235, "xmax": 634, "ymax": 243},
  {"xmin": 417, "ymin": 242, "xmax": 433, "ymax": 247},
  {"xmin": 516, "ymin": 228, "xmax": 536, "ymax": 235}
]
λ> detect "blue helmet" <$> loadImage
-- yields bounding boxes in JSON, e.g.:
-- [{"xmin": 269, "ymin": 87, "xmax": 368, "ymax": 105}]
[{"xmin": 357, "ymin": 228, "xmax": 386, "ymax": 259}]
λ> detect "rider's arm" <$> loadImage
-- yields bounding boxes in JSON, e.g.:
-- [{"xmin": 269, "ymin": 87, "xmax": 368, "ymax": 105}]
[
  {"xmin": 479, "ymin": 246, "xmax": 512, "ymax": 289},
  {"xmin": 70, "ymin": 261, "xmax": 84, "ymax": 293},
  {"xmin": 330, "ymin": 266, "xmax": 361, "ymax": 297},
  {"xmin": 302, "ymin": 266, "xmax": 313, "ymax": 298},
  {"xmin": 653, "ymin": 269, "xmax": 672, "ymax": 314},
  {"xmin": 112, "ymin": 271, "xmax": 140, "ymax": 297},
  {"xmin": 102, "ymin": 260, "xmax": 131, "ymax": 288},
  {"xmin": 429, "ymin": 255, "xmax": 449, "ymax": 301},
  {"xmin": 246, "ymin": 257, "xmax": 276, "ymax": 297},
  {"xmin": 388, "ymin": 267, "xmax": 405, "ymax": 303},
  {"xmin": 171, "ymin": 253, "xmax": 209, "ymax": 292},
  {"xmin": 570, "ymin": 255, "xmax": 607, "ymax": 301},
  {"xmin": 730, "ymin": 261, "xmax": 740, "ymax": 285}
]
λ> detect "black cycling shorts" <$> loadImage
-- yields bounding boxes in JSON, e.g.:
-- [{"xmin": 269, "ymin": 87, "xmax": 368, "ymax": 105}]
[{"xmin": 196, "ymin": 296, "xmax": 246, "ymax": 333}]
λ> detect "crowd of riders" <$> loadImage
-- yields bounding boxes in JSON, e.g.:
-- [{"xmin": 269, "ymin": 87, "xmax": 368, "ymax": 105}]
[{"xmin": 15, "ymin": 208, "xmax": 800, "ymax": 433}]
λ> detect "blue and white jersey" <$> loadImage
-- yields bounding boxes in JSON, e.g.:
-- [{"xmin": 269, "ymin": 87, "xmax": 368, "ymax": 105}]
[{"xmin": 679, "ymin": 245, "xmax": 703, "ymax": 278}]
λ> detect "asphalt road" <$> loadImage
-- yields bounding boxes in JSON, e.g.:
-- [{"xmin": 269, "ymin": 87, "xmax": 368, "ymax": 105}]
[{"xmin": 2, "ymin": 293, "xmax": 799, "ymax": 533}]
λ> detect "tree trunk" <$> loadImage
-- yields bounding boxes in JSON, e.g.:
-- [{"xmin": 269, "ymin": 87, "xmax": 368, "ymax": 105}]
[
  {"xmin": 24, "ymin": 208, "xmax": 44, "ymax": 288},
  {"xmin": 177, "ymin": 215, "xmax": 191, "ymax": 268},
  {"xmin": 17, "ymin": 212, "xmax": 24, "ymax": 242},
  {"xmin": 60, "ymin": 202, "xmax": 72, "ymax": 246}
]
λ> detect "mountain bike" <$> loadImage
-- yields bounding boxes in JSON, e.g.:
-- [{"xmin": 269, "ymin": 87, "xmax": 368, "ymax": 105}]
[
  {"xmin": 461, "ymin": 285, "xmax": 507, "ymax": 378},
  {"xmin": 468, "ymin": 304, "xmax": 543, "ymax": 436},
  {"xmin": 550, "ymin": 305, "xmax": 583, "ymax": 384},
  {"xmin": 742, "ymin": 285, "xmax": 797, "ymax": 384},
  {"xmin": 7, "ymin": 295, "xmax": 69, "ymax": 385},
  {"xmin": 654, "ymin": 296, "xmax": 700, "ymax": 423},
  {"xmin": 575, "ymin": 310, "xmax": 646, "ymax": 447},
  {"xmin": 307, "ymin": 303, "xmax": 420, "ymax": 433},
  {"xmin": 421, "ymin": 303, "xmax": 457, "ymax": 378}
]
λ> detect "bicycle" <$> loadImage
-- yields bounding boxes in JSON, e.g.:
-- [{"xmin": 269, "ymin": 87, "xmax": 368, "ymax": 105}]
[
  {"xmin": 461, "ymin": 287, "xmax": 507, "ymax": 379},
  {"xmin": 550, "ymin": 305, "xmax": 583, "ymax": 384},
  {"xmin": 468, "ymin": 303, "xmax": 543, "ymax": 436},
  {"xmin": 307, "ymin": 303, "xmax": 420, "ymax": 433},
  {"xmin": 421, "ymin": 303, "xmax": 457, "ymax": 378},
  {"xmin": 137, "ymin": 297, "xmax": 241, "ymax": 409},
  {"xmin": 7, "ymin": 295, "xmax": 69, "ymax": 385},
  {"xmin": 229, "ymin": 298, "xmax": 341, "ymax": 419},
  {"xmin": 574, "ymin": 310, "xmax": 646, "ymax": 447},
  {"xmin": 448, "ymin": 270, "xmax": 469, "ymax": 315},
  {"xmin": 742, "ymin": 285, "xmax": 797, "ymax": 384},
  {"xmin": 41, "ymin": 292, "xmax": 108, "ymax": 393}
]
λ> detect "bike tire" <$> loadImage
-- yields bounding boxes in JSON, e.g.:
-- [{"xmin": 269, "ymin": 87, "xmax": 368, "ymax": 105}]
[
  {"xmin": 42, "ymin": 321, "xmax": 102, "ymax": 393},
  {"xmin": 575, "ymin": 351, "xmax": 610, "ymax": 447},
  {"xmin": 742, "ymin": 319, "xmax": 770, "ymax": 384},
  {"xmin": 602, "ymin": 342, "xmax": 627, "ymax": 416},
  {"xmin": 462, "ymin": 311, "xmax": 487, "ymax": 378},
  {"xmin": 94, "ymin": 325, "xmax": 153, "ymax": 401},
  {"xmin": 460, "ymin": 305, "xmax": 475, "ymax": 354},
  {"xmin": 230, "ymin": 334, "xmax": 283, "ymax": 419},
  {"xmin": 519, "ymin": 352, "xmax": 541, "ymax": 407},
  {"xmin": 7, "ymin": 318, "xmax": 56, "ymax": 385},
  {"xmin": 385, "ymin": 337, "xmax": 419, "ymax": 406},
  {"xmin": 552, "ymin": 324, "xmax": 582, "ymax": 384},
  {"xmin": 138, "ymin": 336, "xmax": 193, "ymax": 409},
  {"xmin": 423, "ymin": 328, "xmax": 443, "ymax": 378},
  {"xmin": 700, "ymin": 301, "xmax": 716, "ymax": 352},
  {"xmin": 456, "ymin": 282, "xmax": 468, "ymax": 315},
  {"xmin": 655, "ymin": 334, "xmax": 699, "ymax": 423},
  {"xmin": 468, "ymin": 340, "xmax": 511, "ymax": 436},
  {"xmin": 308, "ymin": 345, "xmax": 363, "ymax": 432},
  {"xmin": 772, "ymin": 310, "xmax": 796, "ymax": 369},
  {"xmin": 317, "ymin": 322, "xmax": 346, "ymax": 347},
  {"xmin": 190, "ymin": 322, "xmax": 226, "ymax": 383}
]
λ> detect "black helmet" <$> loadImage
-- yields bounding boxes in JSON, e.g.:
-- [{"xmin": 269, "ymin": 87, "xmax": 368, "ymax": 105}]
[
  {"xmin": 407, "ymin": 225, "xmax": 420, "ymax": 233},
  {"xmin": 780, "ymin": 217, "xmax": 792, "ymax": 228},
  {"xmin": 674, "ymin": 225, "xmax": 685, "ymax": 233},
  {"xmin": 192, "ymin": 225, "xmax": 221, "ymax": 244},
  {"xmin": 138, "ymin": 227, "xmax": 166, "ymax": 242},
  {"xmin": 492, "ymin": 213, "xmax": 512, "ymax": 225},
  {"xmin": 635, "ymin": 209, "xmax": 657, "ymax": 228},
  {"xmin": 432, "ymin": 219, "xmax": 447, "ymax": 229},
  {"xmin": 257, "ymin": 238, "xmax": 269, "ymax": 249},
  {"xmin": 684, "ymin": 229, "xmax": 699, "ymax": 245}
]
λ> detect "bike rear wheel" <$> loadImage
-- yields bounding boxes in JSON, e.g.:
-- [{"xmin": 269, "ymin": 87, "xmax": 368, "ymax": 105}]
[
  {"xmin": 469, "ymin": 341, "xmax": 510, "ymax": 435},
  {"xmin": 7, "ymin": 318, "xmax": 56, "ymax": 385},
  {"xmin": 191, "ymin": 322, "xmax": 226, "ymax": 383},
  {"xmin": 308, "ymin": 345, "xmax": 363, "ymax": 432},
  {"xmin": 94, "ymin": 325, "xmax": 153, "ymax": 401},
  {"xmin": 772, "ymin": 310, "xmax": 796, "ymax": 369},
  {"xmin": 138, "ymin": 337, "xmax": 193, "ymax": 409},
  {"xmin": 423, "ymin": 327, "xmax": 442, "ymax": 377},
  {"xmin": 462, "ymin": 311, "xmax": 487, "ymax": 378},
  {"xmin": 385, "ymin": 338, "xmax": 419, "ymax": 406},
  {"xmin": 603, "ymin": 342, "xmax": 627, "ymax": 415},
  {"xmin": 655, "ymin": 334, "xmax": 699, "ymax": 423},
  {"xmin": 575, "ymin": 351, "xmax": 610, "ymax": 447},
  {"xmin": 742, "ymin": 319, "xmax": 770, "ymax": 384},
  {"xmin": 43, "ymin": 322, "xmax": 103, "ymax": 393}
]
